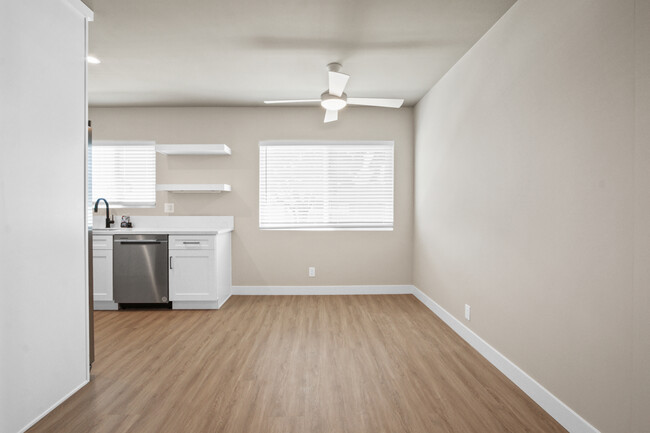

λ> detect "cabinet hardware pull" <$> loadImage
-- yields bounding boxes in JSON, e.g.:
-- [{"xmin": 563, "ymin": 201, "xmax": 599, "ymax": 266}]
[
  {"xmin": 183, "ymin": 241, "xmax": 201, "ymax": 244},
  {"xmin": 170, "ymin": 256, "xmax": 173, "ymax": 269}
]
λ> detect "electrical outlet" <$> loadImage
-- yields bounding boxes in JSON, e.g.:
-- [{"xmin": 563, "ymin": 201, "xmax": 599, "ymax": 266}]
[
  {"xmin": 308, "ymin": 267, "xmax": 316, "ymax": 277},
  {"xmin": 465, "ymin": 304, "xmax": 471, "ymax": 321},
  {"xmin": 164, "ymin": 203, "xmax": 174, "ymax": 213}
]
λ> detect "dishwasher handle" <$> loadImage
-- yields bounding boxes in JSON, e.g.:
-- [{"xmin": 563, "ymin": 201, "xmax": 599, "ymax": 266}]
[{"xmin": 118, "ymin": 240, "xmax": 167, "ymax": 244}]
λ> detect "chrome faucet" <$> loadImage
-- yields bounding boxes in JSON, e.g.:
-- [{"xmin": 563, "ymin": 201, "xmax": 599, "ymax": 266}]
[{"xmin": 94, "ymin": 198, "xmax": 114, "ymax": 228}]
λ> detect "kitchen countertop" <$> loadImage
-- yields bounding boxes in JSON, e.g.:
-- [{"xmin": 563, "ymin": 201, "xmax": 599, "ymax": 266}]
[
  {"xmin": 93, "ymin": 228, "xmax": 233, "ymax": 235},
  {"xmin": 91, "ymin": 216, "xmax": 234, "ymax": 236}
]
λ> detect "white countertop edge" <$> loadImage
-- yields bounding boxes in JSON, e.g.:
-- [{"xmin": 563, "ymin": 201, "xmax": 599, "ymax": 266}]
[{"xmin": 93, "ymin": 228, "xmax": 233, "ymax": 235}]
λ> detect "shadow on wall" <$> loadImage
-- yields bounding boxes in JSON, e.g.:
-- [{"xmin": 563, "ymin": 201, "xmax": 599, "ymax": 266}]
[
  {"xmin": 231, "ymin": 231, "xmax": 267, "ymax": 286},
  {"xmin": 165, "ymin": 191, "xmax": 252, "ymax": 217}
]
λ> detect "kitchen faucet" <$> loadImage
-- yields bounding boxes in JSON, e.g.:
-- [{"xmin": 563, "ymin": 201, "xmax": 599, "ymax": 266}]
[{"xmin": 94, "ymin": 198, "xmax": 114, "ymax": 228}]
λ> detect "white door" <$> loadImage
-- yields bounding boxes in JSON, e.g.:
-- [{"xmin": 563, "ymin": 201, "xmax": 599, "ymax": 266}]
[
  {"xmin": 92, "ymin": 250, "xmax": 113, "ymax": 301},
  {"xmin": 169, "ymin": 249, "xmax": 216, "ymax": 301}
]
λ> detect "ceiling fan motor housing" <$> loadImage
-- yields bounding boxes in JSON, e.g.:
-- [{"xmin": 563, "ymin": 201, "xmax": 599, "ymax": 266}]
[
  {"xmin": 327, "ymin": 62, "xmax": 343, "ymax": 72},
  {"xmin": 321, "ymin": 91, "xmax": 347, "ymax": 111}
]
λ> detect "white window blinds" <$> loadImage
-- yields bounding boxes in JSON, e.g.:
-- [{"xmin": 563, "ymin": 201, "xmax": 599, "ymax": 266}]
[
  {"xmin": 259, "ymin": 141, "xmax": 394, "ymax": 230},
  {"xmin": 92, "ymin": 141, "xmax": 156, "ymax": 207}
]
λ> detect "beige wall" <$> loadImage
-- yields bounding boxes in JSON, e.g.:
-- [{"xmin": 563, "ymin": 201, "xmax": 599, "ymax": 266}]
[
  {"xmin": 89, "ymin": 106, "xmax": 413, "ymax": 287},
  {"xmin": 633, "ymin": 0, "xmax": 650, "ymax": 430},
  {"xmin": 414, "ymin": 0, "xmax": 646, "ymax": 431}
]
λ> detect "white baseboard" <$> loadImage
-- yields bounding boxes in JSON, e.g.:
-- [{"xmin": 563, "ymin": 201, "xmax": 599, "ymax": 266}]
[
  {"xmin": 411, "ymin": 286, "xmax": 599, "ymax": 433},
  {"xmin": 169, "ymin": 293, "xmax": 233, "ymax": 310},
  {"xmin": 19, "ymin": 379, "xmax": 89, "ymax": 433},
  {"xmin": 172, "ymin": 300, "xmax": 219, "ymax": 310},
  {"xmin": 232, "ymin": 285, "xmax": 413, "ymax": 296},
  {"xmin": 93, "ymin": 301, "xmax": 118, "ymax": 310},
  {"xmin": 218, "ymin": 292, "xmax": 232, "ymax": 308}
]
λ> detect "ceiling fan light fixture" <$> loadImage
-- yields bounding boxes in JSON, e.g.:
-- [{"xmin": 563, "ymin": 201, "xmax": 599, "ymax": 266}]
[
  {"xmin": 320, "ymin": 92, "xmax": 347, "ymax": 111},
  {"xmin": 263, "ymin": 64, "xmax": 404, "ymax": 123}
]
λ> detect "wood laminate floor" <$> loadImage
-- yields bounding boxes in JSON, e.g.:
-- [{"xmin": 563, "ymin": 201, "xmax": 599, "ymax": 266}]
[{"xmin": 29, "ymin": 295, "xmax": 566, "ymax": 433}]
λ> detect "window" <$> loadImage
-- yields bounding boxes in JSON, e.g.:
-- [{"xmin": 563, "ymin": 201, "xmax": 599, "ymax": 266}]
[
  {"xmin": 259, "ymin": 141, "xmax": 394, "ymax": 230},
  {"xmin": 92, "ymin": 141, "xmax": 156, "ymax": 208}
]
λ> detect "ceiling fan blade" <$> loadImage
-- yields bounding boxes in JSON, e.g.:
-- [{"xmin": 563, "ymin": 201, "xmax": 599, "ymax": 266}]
[
  {"xmin": 264, "ymin": 99, "xmax": 320, "ymax": 104},
  {"xmin": 324, "ymin": 109, "xmax": 338, "ymax": 123},
  {"xmin": 347, "ymin": 98, "xmax": 404, "ymax": 108},
  {"xmin": 328, "ymin": 71, "xmax": 349, "ymax": 97}
]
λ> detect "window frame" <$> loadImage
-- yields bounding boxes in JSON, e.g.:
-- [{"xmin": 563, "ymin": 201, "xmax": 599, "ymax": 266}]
[
  {"xmin": 259, "ymin": 140, "xmax": 395, "ymax": 231},
  {"xmin": 91, "ymin": 140, "xmax": 157, "ymax": 209}
]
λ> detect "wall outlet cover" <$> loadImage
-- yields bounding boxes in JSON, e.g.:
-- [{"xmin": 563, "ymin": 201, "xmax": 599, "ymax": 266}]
[
  {"xmin": 164, "ymin": 203, "xmax": 174, "ymax": 213},
  {"xmin": 465, "ymin": 304, "xmax": 471, "ymax": 321},
  {"xmin": 308, "ymin": 267, "xmax": 316, "ymax": 277}
]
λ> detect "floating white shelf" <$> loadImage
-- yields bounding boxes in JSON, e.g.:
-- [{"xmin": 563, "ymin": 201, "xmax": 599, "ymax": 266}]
[
  {"xmin": 156, "ymin": 184, "xmax": 232, "ymax": 193},
  {"xmin": 156, "ymin": 144, "xmax": 231, "ymax": 155}
]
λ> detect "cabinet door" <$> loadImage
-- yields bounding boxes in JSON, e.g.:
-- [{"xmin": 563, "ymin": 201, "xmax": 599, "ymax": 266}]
[
  {"xmin": 93, "ymin": 250, "xmax": 113, "ymax": 301},
  {"xmin": 169, "ymin": 249, "xmax": 216, "ymax": 301}
]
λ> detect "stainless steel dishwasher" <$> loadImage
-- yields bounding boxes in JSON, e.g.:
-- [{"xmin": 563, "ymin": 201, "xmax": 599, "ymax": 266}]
[{"xmin": 113, "ymin": 234, "xmax": 169, "ymax": 304}]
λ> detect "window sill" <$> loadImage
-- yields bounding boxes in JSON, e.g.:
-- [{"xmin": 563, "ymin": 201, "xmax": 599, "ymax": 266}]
[{"xmin": 260, "ymin": 227, "xmax": 393, "ymax": 232}]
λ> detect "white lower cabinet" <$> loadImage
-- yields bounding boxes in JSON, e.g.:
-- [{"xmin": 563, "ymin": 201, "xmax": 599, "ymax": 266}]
[
  {"xmin": 92, "ymin": 235, "xmax": 118, "ymax": 310},
  {"xmin": 93, "ymin": 249, "xmax": 113, "ymax": 300},
  {"xmin": 169, "ymin": 233, "xmax": 232, "ymax": 309},
  {"xmin": 169, "ymin": 248, "xmax": 216, "ymax": 301}
]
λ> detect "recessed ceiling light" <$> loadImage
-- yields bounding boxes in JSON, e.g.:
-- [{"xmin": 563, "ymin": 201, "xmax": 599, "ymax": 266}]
[{"xmin": 87, "ymin": 56, "xmax": 101, "ymax": 64}]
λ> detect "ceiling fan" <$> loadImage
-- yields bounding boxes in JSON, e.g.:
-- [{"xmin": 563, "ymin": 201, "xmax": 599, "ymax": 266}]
[{"xmin": 264, "ymin": 63, "xmax": 404, "ymax": 123}]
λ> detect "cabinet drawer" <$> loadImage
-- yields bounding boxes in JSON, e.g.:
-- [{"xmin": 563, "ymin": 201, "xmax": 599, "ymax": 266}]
[
  {"xmin": 93, "ymin": 235, "xmax": 113, "ymax": 250},
  {"xmin": 169, "ymin": 235, "xmax": 214, "ymax": 250}
]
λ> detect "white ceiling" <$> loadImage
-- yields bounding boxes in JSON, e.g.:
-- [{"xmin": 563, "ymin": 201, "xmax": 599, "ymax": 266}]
[{"xmin": 83, "ymin": 0, "xmax": 515, "ymax": 107}]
